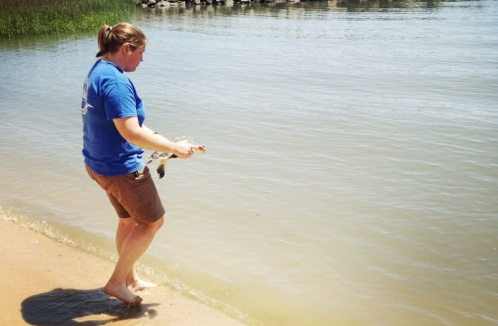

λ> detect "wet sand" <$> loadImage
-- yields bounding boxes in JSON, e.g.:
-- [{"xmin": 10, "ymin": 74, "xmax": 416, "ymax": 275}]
[{"xmin": 0, "ymin": 219, "xmax": 246, "ymax": 326}]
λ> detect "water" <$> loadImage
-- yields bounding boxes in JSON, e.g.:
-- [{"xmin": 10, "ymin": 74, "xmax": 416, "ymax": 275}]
[{"xmin": 1, "ymin": 1, "xmax": 498, "ymax": 325}]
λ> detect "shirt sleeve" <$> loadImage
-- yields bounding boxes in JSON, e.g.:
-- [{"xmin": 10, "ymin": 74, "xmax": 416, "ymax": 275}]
[{"xmin": 102, "ymin": 77, "xmax": 137, "ymax": 120}]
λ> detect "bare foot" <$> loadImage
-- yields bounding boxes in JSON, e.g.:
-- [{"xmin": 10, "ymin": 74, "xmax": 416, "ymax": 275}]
[
  {"xmin": 128, "ymin": 279, "xmax": 157, "ymax": 292},
  {"xmin": 104, "ymin": 282, "xmax": 143, "ymax": 305}
]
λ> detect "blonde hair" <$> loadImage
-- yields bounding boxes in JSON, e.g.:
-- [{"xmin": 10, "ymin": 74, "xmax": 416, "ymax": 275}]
[{"xmin": 96, "ymin": 22, "xmax": 147, "ymax": 58}]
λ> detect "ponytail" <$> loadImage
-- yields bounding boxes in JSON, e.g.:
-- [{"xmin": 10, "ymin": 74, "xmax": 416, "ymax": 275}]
[{"xmin": 96, "ymin": 24, "xmax": 112, "ymax": 57}]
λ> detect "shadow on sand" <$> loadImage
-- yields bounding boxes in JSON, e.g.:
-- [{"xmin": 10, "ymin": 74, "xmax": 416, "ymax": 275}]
[{"xmin": 21, "ymin": 288, "xmax": 159, "ymax": 325}]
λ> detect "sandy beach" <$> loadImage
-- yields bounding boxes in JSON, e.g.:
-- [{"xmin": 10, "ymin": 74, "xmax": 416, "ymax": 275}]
[{"xmin": 0, "ymin": 219, "xmax": 246, "ymax": 326}]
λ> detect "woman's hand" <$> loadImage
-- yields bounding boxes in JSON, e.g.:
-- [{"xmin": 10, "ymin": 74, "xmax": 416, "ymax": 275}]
[{"xmin": 172, "ymin": 142, "xmax": 197, "ymax": 159}]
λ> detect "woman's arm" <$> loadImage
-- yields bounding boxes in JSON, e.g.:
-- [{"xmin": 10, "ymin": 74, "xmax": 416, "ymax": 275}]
[{"xmin": 113, "ymin": 117, "xmax": 195, "ymax": 159}]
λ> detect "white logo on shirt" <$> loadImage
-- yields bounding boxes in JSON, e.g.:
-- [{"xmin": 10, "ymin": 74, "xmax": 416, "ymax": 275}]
[{"xmin": 81, "ymin": 77, "xmax": 93, "ymax": 115}]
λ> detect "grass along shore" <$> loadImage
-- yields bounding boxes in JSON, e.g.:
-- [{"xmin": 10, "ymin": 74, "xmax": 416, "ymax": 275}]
[{"xmin": 0, "ymin": 0, "xmax": 138, "ymax": 39}]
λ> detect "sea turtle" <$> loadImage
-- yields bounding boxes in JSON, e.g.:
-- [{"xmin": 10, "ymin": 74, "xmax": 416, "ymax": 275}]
[{"xmin": 146, "ymin": 136, "xmax": 206, "ymax": 179}]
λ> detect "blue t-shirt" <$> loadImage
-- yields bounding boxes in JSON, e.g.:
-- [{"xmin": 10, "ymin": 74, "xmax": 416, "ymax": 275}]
[{"xmin": 81, "ymin": 60, "xmax": 145, "ymax": 176}]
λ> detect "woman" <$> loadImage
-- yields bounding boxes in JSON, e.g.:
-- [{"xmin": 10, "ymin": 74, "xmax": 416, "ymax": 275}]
[{"xmin": 80, "ymin": 22, "xmax": 196, "ymax": 305}]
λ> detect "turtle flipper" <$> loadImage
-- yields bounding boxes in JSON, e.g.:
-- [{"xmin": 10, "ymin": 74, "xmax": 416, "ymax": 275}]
[
  {"xmin": 156, "ymin": 159, "xmax": 169, "ymax": 179},
  {"xmin": 156, "ymin": 164, "xmax": 165, "ymax": 179}
]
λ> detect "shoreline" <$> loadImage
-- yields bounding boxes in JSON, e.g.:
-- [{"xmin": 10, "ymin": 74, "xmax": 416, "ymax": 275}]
[{"xmin": 0, "ymin": 218, "xmax": 247, "ymax": 326}]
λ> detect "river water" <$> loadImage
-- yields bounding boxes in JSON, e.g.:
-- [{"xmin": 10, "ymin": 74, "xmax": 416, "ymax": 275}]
[{"xmin": 1, "ymin": 0, "xmax": 497, "ymax": 325}]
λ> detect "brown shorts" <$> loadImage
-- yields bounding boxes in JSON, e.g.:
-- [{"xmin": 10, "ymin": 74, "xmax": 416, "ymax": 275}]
[{"xmin": 86, "ymin": 165, "xmax": 165, "ymax": 225}]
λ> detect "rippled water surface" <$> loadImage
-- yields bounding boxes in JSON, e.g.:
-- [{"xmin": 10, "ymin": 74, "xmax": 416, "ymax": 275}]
[{"xmin": 1, "ymin": 1, "xmax": 497, "ymax": 325}]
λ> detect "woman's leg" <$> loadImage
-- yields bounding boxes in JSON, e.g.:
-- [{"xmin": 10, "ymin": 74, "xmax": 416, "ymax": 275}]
[
  {"xmin": 115, "ymin": 218, "xmax": 158, "ymax": 291},
  {"xmin": 104, "ymin": 216, "xmax": 164, "ymax": 304}
]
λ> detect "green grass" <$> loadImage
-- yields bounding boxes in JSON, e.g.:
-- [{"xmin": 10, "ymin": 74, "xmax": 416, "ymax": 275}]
[{"xmin": 0, "ymin": 0, "xmax": 139, "ymax": 39}]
